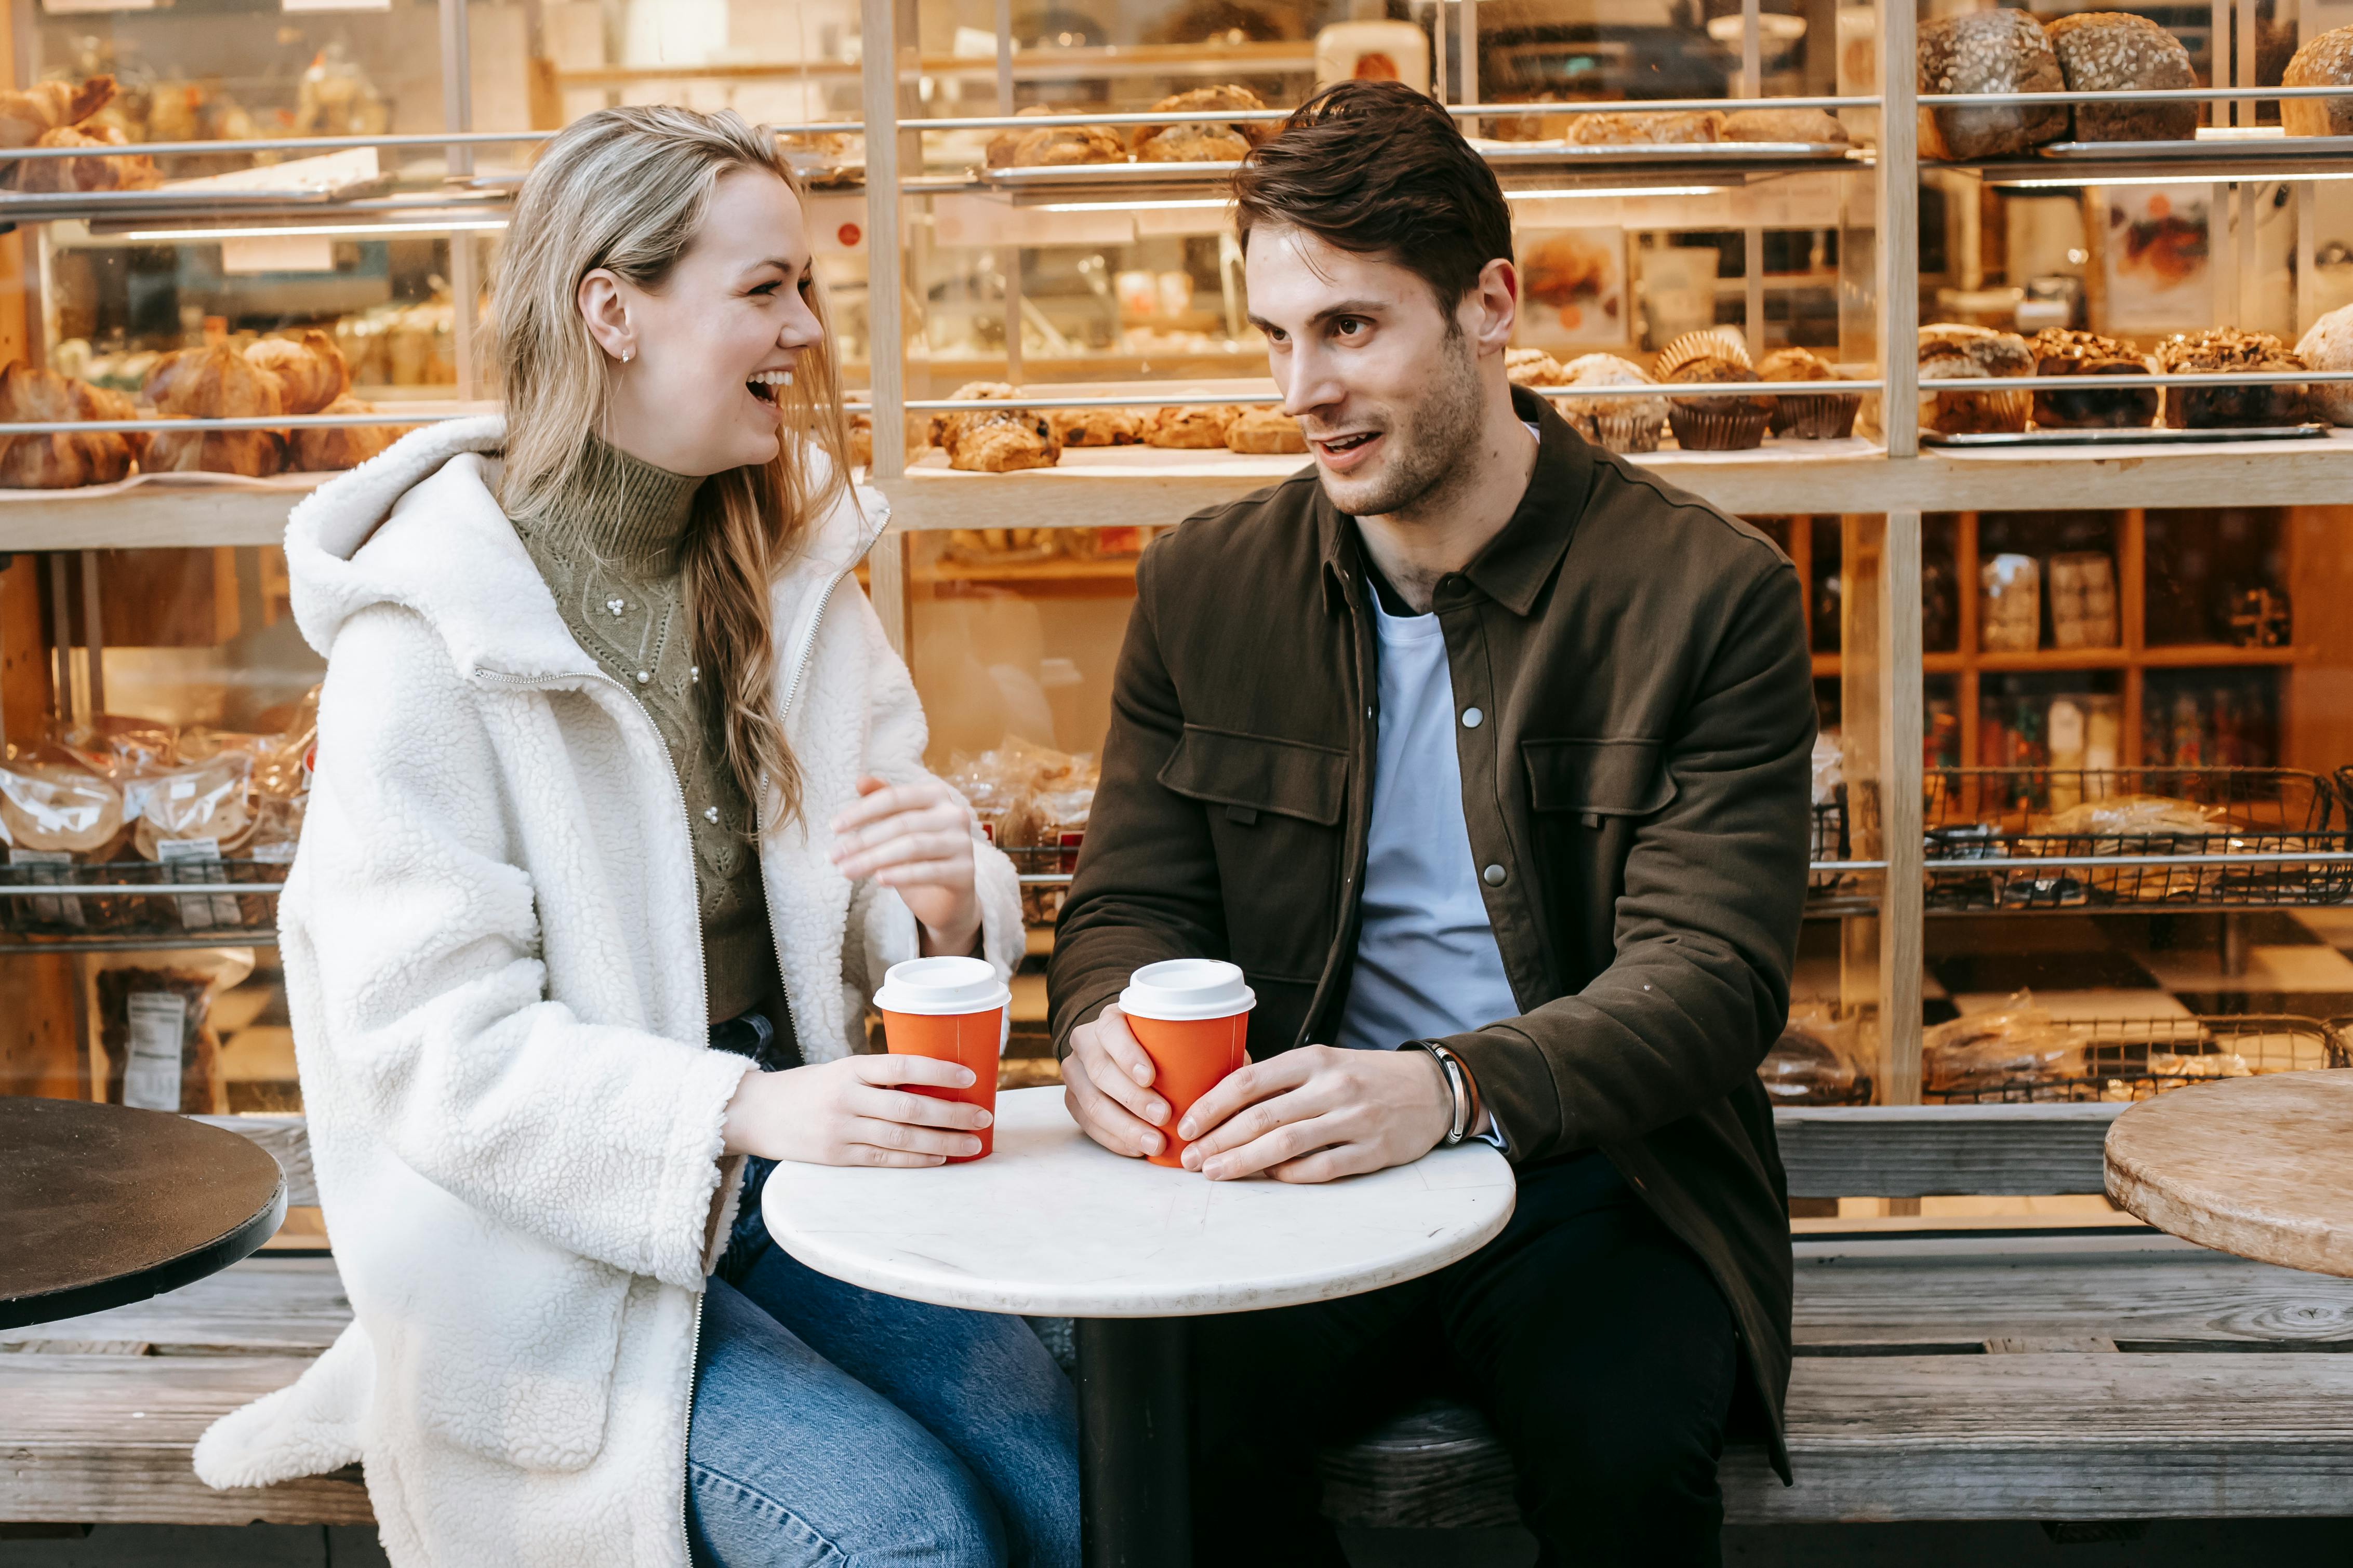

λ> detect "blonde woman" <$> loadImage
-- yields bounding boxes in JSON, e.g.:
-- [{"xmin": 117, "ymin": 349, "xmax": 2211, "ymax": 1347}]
[{"xmin": 194, "ymin": 108, "xmax": 1077, "ymax": 1568}]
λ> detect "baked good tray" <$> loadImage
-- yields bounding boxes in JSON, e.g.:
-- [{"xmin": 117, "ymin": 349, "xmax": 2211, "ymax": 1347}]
[
  {"xmin": 2040, "ymin": 131, "xmax": 2353, "ymax": 160},
  {"xmin": 978, "ymin": 140, "xmax": 1856, "ymax": 190},
  {"xmin": 1922, "ymin": 424, "xmax": 2329, "ymax": 447}
]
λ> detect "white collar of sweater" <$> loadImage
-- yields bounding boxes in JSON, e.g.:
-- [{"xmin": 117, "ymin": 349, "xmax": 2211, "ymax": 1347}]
[{"xmin": 283, "ymin": 414, "xmax": 889, "ymax": 692}]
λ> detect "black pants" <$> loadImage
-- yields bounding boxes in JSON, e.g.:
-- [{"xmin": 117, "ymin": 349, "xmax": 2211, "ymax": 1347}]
[{"xmin": 1189, "ymin": 1151, "xmax": 1739, "ymax": 1568}]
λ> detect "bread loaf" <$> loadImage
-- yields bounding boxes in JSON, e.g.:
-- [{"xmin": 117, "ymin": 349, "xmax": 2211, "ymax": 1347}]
[
  {"xmin": 1719, "ymin": 108, "xmax": 1850, "ymax": 145},
  {"xmin": 2294, "ymin": 302, "xmax": 2353, "ymax": 424},
  {"xmin": 2045, "ymin": 14, "xmax": 2198, "ymax": 142},
  {"xmin": 1564, "ymin": 111, "xmax": 1721, "ymax": 145},
  {"xmin": 1918, "ymin": 12, "xmax": 2067, "ymax": 158},
  {"xmin": 2284, "ymin": 25, "xmax": 2353, "ymax": 137}
]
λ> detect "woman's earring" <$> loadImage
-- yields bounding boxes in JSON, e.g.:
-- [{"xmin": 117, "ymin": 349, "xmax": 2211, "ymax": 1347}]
[{"xmin": 620, "ymin": 346, "xmax": 634, "ymax": 364}]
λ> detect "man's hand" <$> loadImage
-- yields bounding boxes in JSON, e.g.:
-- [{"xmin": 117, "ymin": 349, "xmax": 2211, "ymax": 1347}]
[
  {"xmin": 1061, "ymin": 1005, "xmax": 1172, "ymax": 1159},
  {"xmin": 1177, "ymin": 1044, "xmax": 1452, "ymax": 1183}
]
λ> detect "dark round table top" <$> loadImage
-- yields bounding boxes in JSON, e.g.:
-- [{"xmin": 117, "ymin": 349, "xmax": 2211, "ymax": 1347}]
[{"xmin": 0, "ymin": 1097, "xmax": 286, "ymax": 1330}]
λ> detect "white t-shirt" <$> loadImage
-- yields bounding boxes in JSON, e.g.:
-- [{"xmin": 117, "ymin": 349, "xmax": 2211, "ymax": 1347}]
[{"xmin": 1333, "ymin": 588, "xmax": 1522, "ymax": 1058}]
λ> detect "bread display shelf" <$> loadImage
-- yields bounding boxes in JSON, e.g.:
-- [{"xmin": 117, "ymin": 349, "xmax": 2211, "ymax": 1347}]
[
  {"xmin": 1815, "ymin": 645, "xmax": 2297, "ymax": 679},
  {"xmin": 1923, "ymin": 425, "xmax": 2329, "ymax": 449}
]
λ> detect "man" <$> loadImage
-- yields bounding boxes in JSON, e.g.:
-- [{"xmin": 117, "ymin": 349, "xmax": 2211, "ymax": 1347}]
[{"xmin": 1047, "ymin": 81, "xmax": 1813, "ymax": 1566}]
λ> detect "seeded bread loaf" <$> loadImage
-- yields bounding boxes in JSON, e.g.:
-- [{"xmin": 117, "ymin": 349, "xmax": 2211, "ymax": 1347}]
[
  {"xmin": 1918, "ymin": 12, "xmax": 2068, "ymax": 159},
  {"xmin": 2045, "ymin": 14, "xmax": 2199, "ymax": 142},
  {"xmin": 2294, "ymin": 302, "xmax": 2353, "ymax": 424},
  {"xmin": 2283, "ymin": 25, "xmax": 2353, "ymax": 137}
]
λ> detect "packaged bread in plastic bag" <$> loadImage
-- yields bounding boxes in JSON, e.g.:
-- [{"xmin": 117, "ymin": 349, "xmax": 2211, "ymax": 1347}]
[{"xmin": 1924, "ymin": 990, "xmax": 2085, "ymax": 1095}]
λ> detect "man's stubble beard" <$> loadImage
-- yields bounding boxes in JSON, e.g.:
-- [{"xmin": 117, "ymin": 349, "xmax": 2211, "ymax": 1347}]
[{"xmin": 1315, "ymin": 321, "xmax": 1487, "ymax": 520}]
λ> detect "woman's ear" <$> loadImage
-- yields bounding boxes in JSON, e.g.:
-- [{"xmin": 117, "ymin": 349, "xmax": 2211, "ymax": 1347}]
[{"xmin": 577, "ymin": 267, "xmax": 635, "ymax": 363}]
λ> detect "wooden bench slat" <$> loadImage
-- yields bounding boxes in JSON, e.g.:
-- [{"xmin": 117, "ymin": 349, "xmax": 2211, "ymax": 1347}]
[
  {"xmin": 0, "ymin": 1258, "xmax": 349, "ymax": 1358},
  {"xmin": 1774, "ymin": 1105, "xmax": 2124, "ymax": 1200},
  {"xmin": 0, "ymin": 1352, "xmax": 372, "ymax": 1525},
  {"xmin": 1793, "ymin": 1248, "xmax": 2353, "ymax": 1350}
]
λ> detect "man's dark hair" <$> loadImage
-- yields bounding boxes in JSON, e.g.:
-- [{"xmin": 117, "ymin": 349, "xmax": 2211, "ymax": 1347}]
[{"xmin": 1231, "ymin": 80, "xmax": 1514, "ymax": 313}]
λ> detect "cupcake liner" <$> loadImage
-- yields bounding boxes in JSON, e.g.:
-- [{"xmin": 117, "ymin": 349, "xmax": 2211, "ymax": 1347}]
[
  {"xmin": 1668, "ymin": 401, "xmax": 1771, "ymax": 451},
  {"xmin": 1920, "ymin": 386, "xmax": 2030, "ymax": 435},
  {"xmin": 1576, "ymin": 408, "xmax": 1666, "ymax": 453},
  {"xmin": 1778, "ymin": 391, "xmax": 1861, "ymax": 440},
  {"xmin": 1654, "ymin": 328, "xmax": 1753, "ymax": 379}
]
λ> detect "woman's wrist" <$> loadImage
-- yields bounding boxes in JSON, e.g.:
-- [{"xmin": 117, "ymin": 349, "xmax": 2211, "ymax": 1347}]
[{"xmin": 917, "ymin": 910, "xmax": 983, "ymax": 958}]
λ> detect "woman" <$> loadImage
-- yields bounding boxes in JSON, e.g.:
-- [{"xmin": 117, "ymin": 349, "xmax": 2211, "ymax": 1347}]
[{"xmin": 195, "ymin": 107, "xmax": 1076, "ymax": 1568}]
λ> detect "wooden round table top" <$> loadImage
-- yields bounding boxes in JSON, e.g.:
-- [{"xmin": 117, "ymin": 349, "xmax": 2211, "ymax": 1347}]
[
  {"xmin": 763, "ymin": 1086, "xmax": 1517, "ymax": 1318},
  {"xmin": 0, "ymin": 1097, "xmax": 286, "ymax": 1329},
  {"xmin": 2106, "ymin": 1070, "xmax": 2353, "ymax": 1278}
]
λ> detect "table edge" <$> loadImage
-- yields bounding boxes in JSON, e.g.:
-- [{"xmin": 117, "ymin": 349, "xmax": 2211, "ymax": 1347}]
[{"xmin": 0, "ymin": 1175, "xmax": 286, "ymax": 1330}]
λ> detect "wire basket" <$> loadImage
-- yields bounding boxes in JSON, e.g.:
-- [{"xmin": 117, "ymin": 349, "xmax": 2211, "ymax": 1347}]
[
  {"xmin": 1925, "ymin": 1013, "xmax": 2338, "ymax": 1104},
  {"xmin": 1809, "ymin": 787, "xmax": 1850, "ymax": 894},
  {"xmin": 0, "ymin": 857, "xmax": 285, "ymax": 937},
  {"xmin": 1923, "ymin": 768, "xmax": 2353, "ymax": 911},
  {"xmin": 1002, "ymin": 842, "xmax": 1080, "ymax": 925}
]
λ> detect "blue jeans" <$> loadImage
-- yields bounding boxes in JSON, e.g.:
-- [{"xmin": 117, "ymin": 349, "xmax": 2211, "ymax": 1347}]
[{"xmin": 688, "ymin": 1156, "xmax": 1081, "ymax": 1568}]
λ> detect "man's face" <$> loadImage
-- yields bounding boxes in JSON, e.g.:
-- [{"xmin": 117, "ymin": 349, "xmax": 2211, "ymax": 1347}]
[{"xmin": 1246, "ymin": 225, "xmax": 1485, "ymax": 518}]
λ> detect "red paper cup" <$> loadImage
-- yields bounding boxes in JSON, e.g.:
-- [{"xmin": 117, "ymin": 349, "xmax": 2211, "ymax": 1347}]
[
  {"xmin": 875, "ymin": 957, "xmax": 1009, "ymax": 1163},
  {"xmin": 1120, "ymin": 959, "xmax": 1257, "ymax": 1169}
]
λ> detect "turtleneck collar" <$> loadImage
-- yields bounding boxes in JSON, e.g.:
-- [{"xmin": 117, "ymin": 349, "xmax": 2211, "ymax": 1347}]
[{"xmin": 515, "ymin": 433, "xmax": 704, "ymax": 577}]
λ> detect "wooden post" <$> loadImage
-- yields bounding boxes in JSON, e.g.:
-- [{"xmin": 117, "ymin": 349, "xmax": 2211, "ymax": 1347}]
[{"xmin": 1879, "ymin": 511, "xmax": 1925, "ymax": 1107}]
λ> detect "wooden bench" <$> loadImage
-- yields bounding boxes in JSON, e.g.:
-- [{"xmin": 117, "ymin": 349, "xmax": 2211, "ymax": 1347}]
[{"xmin": 7, "ymin": 1107, "xmax": 2353, "ymax": 1532}]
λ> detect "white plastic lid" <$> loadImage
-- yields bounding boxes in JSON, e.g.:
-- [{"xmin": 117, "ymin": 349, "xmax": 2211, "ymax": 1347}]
[
  {"xmin": 873, "ymin": 956, "xmax": 1010, "ymax": 1016},
  {"xmin": 1119, "ymin": 959, "xmax": 1257, "ymax": 1022}
]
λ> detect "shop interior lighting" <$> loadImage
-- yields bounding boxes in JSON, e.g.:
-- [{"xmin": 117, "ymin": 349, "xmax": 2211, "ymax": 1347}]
[
  {"xmin": 1504, "ymin": 185, "xmax": 1720, "ymax": 200},
  {"xmin": 1994, "ymin": 170, "xmax": 2353, "ymax": 189},
  {"xmin": 119, "ymin": 218, "xmax": 511, "ymax": 241},
  {"xmin": 1037, "ymin": 198, "xmax": 1230, "ymax": 212}
]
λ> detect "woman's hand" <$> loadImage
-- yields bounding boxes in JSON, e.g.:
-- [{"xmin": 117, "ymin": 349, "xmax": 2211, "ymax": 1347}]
[
  {"xmin": 722, "ymin": 1055, "xmax": 991, "ymax": 1165},
  {"xmin": 829, "ymin": 775, "xmax": 982, "ymax": 956}
]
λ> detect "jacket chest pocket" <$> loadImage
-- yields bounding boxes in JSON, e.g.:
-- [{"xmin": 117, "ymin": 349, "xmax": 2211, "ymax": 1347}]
[
  {"xmin": 1159, "ymin": 725, "xmax": 1348, "ymax": 983},
  {"xmin": 1523, "ymin": 738, "xmax": 1677, "ymax": 828}
]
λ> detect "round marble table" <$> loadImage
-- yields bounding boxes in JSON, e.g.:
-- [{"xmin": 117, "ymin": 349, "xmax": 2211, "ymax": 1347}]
[
  {"xmin": 0, "ymin": 1097, "xmax": 287, "ymax": 1330},
  {"xmin": 763, "ymin": 1084, "xmax": 1516, "ymax": 1568},
  {"xmin": 2106, "ymin": 1070, "xmax": 2353, "ymax": 1278}
]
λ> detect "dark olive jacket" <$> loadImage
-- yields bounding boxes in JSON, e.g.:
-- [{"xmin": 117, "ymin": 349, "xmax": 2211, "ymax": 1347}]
[{"xmin": 1048, "ymin": 386, "xmax": 1813, "ymax": 1476}]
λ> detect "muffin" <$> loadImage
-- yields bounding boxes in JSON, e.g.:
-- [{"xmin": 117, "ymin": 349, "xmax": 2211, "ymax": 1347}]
[
  {"xmin": 2026, "ymin": 328, "xmax": 2158, "ymax": 429},
  {"xmin": 2154, "ymin": 329, "xmax": 2310, "ymax": 428},
  {"xmin": 1653, "ymin": 327, "xmax": 1753, "ymax": 379},
  {"xmin": 1557, "ymin": 354, "xmax": 1667, "ymax": 453},
  {"xmin": 1918, "ymin": 324, "xmax": 2033, "ymax": 434},
  {"xmin": 1664, "ymin": 357, "xmax": 1774, "ymax": 450},
  {"xmin": 1755, "ymin": 347, "xmax": 1859, "ymax": 439},
  {"xmin": 2294, "ymin": 302, "xmax": 2353, "ymax": 425},
  {"xmin": 1505, "ymin": 347, "xmax": 1568, "ymax": 387}
]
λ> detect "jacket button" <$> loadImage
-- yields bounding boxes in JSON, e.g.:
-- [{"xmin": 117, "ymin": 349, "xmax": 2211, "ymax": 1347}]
[
  {"xmin": 1482, "ymin": 864, "xmax": 1507, "ymax": 887},
  {"xmin": 1461, "ymin": 707, "xmax": 1483, "ymax": 729}
]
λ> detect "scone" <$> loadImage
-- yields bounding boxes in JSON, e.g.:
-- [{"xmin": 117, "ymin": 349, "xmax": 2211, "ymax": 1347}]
[
  {"xmin": 1142, "ymin": 404, "xmax": 1237, "ymax": 448},
  {"xmin": 1225, "ymin": 407, "xmax": 1307, "ymax": 454},
  {"xmin": 1129, "ymin": 85, "xmax": 1274, "ymax": 162},
  {"xmin": 1048, "ymin": 406, "xmax": 1144, "ymax": 447}
]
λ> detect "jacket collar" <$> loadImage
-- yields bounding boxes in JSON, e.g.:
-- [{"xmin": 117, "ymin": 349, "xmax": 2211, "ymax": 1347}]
[
  {"xmin": 1315, "ymin": 383, "xmax": 1595, "ymax": 618},
  {"xmin": 284, "ymin": 413, "xmax": 887, "ymax": 690}
]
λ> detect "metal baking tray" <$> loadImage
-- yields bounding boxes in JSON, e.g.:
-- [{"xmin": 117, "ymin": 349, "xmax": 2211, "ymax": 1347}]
[
  {"xmin": 1474, "ymin": 140, "xmax": 1854, "ymax": 163},
  {"xmin": 1922, "ymin": 424, "xmax": 2329, "ymax": 447},
  {"xmin": 978, "ymin": 160, "xmax": 1240, "ymax": 186},
  {"xmin": 2041, "ymin": 132, "xmax": 2353, "ymax": 160}
]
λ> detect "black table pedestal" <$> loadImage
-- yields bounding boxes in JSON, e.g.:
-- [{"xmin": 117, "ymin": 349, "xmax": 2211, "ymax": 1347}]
[{"xmin": 1076, "ymin": 1316, "xmax": 1191, "ymax": 1568}]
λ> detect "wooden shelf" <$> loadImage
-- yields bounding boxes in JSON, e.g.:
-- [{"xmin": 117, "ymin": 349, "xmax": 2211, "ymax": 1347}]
[
  {"xmin": 1811, "ymin": 645, "xmax": 2292, "ymax": 679},
  {"xmin": 915, "ymin": 556, "xmax": 1141, "ymax": 597}
]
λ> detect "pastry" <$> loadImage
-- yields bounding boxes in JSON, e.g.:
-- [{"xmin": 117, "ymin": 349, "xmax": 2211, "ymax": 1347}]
[
  {"xmin": 1719, "ymin": 108, "xmax": 1850, "ymax": 145},
  {"xmin": 0, "ymin": 362, "xmax": 134, "ymax": 488},
  {"xmin": 1225, "ymin": 406, "xmax": 1307, "ymax": 453},
  {"xmin": 15, "ymin": 123, "xmax": 160, "ymax": 193},
  {"xmin": 1557, "ymin": 354, "xmax": 1667, "ymax": 453},
  {"xmin": 290, "ymin": 395, "xmax": 408, "ymax": 472},
  {"xmin": 244, "ymin": 330, "xmax": 350, "ymax": 416},
  {"xmin": 848, "ymin": 411, "xmax": 873, "ymax": 468},
  {"xmin": 0, "ymin": 756, "xmax": 123, "ymax": 853},
  {"xmin": 1142, "ymin": 404, "xmax": 1237, "ymax": 448},
  {"xmin": 0, "ymin": 75, "xmax": 114, "ymax": 151},
  {"xmin": 1521, "ymin": 233, "xmax": 1616, "ymax": 310},
  {"xmin": 2045, "ymin": 14, "xmax": 2199, "ymax": 143},
  {"xmin": 1756, "ymin": 347, "xmax": 1859, "ymax": 439},
  {"xmin": 1663, "ymin": 357, "xmax": 1773, "ymax": 450},
  {"xmin": 2284, "ymin": 25, "xmax": 2353, "ymax": 137},
  {"xmin": 1129, "ymin": 85, "xmax": 1275, "ymax": 160},
  {"xmin": 1757, "ymin": 1022, "xmax": 1859, "ymax": 1105},
  {"xmin": 141, "ymin": 343, "xmax": 288, "ymax": 477},
  {"xmin": 1917, "ymin": 11, "xmax": 2067, "ymax": 159},
  {"xmin": 928, "ymin": 381, "xmax": 1059, "ymax": 473},
  {"xmin": 1654, "ymin": 327, "xmax": 1753, "ymax": 379},
  {"xmin": 1918, "ymin": 324, "xmax": 2033, "ymax": 434},
  {"xmin": 2154, "ymin": 329, "xmax": 2309, "ymax": 428},
  {"xmin": 1048, "ymin": 406, "xmax": 1144, "ymax": 446},
  {"xmin": 1564, "ymin": 111, "xmax": 1722, "ymax": 145},
  {"xmin": 1505, "ymin": 347, "xmax": 1567, "ymax": 387},
  {"xmin": 988, "ymin": 105, "xmax": 1126, "ymax": 168},
  {"xmin": 2027, "ymin": 328, "xmax": 2158, "ymax": 429},
  {"xmin": 2294, "ymin": 302, "xmax": 2353, "ymax": 425}
]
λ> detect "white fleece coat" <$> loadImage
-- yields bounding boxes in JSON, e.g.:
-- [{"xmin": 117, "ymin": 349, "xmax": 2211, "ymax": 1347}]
[{"xmin": 191, "ymin": 417, "xmax": 1023, "ymax": 1567}]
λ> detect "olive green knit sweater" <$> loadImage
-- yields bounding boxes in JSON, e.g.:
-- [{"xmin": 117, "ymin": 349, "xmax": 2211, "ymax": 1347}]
[{"xmin": 510, "ymin": 436, "xmax": 782, "ymax": 1030}]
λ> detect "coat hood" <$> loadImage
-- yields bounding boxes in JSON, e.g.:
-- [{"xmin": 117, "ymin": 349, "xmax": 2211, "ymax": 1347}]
[{"xmin": 283, "ymin": 414, "xmax": 889, "ymax": 687}]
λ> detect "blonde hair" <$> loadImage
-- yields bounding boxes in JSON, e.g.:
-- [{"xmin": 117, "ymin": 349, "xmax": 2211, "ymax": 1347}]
[{"xmin": 494, "ymin": 105, "xmax": 853, "ymax": 829}]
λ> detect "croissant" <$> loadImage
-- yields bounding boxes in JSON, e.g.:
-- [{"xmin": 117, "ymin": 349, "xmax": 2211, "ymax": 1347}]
[
  {"xmin": 0, "ymin": 361, "xmax": 134, "ymax": 488},
  {"xmin": 140, "ymin": 345, "xmax": 287, "ymax": 478},
  {"xmin": 245, "ymin": 330, "xmax": 350, "ymax": 416},
  {"xmin": 289, "ymin": 394, "xmax": 408, "ymax": 472},
  {"xmin": 15, "ymin": 123, "xmax": 160, "ymax": 193},
  {"xmin": 0, "ymin": 76, "xmax": 114, "ymax": 152},
  {"xmin": 77, "ymin": 379, "xmax": 144, "ymax": 462}
]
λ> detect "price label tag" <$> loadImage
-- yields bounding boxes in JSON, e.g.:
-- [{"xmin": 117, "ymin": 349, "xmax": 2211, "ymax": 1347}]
[{"xmin": 122, "ymin": 992, "xmax": 188, "ymax": 1111}]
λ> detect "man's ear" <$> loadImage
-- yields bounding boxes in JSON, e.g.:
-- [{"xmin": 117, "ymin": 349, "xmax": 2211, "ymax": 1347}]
[{"xmin": 1467, "ymin": 257, "xmax": 1519, "ymax": 355}]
